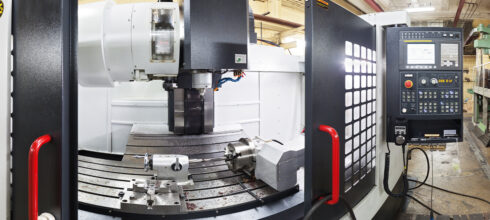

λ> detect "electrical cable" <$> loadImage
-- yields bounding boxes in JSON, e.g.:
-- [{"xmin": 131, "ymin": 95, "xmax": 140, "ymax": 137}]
[
  {"xmin": 215, "ymin": 71, "xmax": 245, "ymax": 91},
  {"xmin": 383, "ymin": 144, "xmax": 409, "ymax": 198},
  {"xmin": 405, "ymin": 194, "xmax": 441, "ymax": 216},
  {"xmin": 402, "ymin": 139, "xmax": 490, "ymax": 219},
  {"xmin": 272, "ymin": 139, "xmax": 284, "ymax": 145},
  {"xmin": 408, "ymin": 180, "xmax": 490, "ymax": 205},
  {"xmin": 406, "ymin": 147, "xmax": 430, "ymax": 190},
  {"xmin": 383, "ymin": 143, "xmax": 442, "ymax": 216},
  {"xmin": 303, "ymin": 195, "xmax": 357, "ymax": 220}
]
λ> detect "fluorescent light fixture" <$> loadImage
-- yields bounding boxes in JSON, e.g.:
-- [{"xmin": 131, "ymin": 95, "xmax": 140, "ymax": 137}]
[{"xmin": 405, "ymin": 6, "xmax": 435, "ymax": 12}]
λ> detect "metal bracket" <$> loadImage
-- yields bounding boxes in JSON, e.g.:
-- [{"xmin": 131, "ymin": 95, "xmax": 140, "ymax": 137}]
[{"xmin": 120, "ymin": 179, "xmax": 188, "ymax": 214}]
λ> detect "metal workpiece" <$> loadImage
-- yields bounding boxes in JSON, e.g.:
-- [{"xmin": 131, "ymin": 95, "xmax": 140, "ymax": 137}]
[{"xmin": 78, "ymin": 129, "xmax": 300, "ymax": 218}]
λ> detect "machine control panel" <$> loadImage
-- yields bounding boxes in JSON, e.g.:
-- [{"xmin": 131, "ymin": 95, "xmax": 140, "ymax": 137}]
[{"xmin": 387, "ymin": 27, "xmax": 463, "ymax": 143}]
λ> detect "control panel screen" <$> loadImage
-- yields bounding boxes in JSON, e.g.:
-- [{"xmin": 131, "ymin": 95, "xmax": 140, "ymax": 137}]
[{"xmin": 406, "ymin": 44, "xmax": 435, "ymax": 64}]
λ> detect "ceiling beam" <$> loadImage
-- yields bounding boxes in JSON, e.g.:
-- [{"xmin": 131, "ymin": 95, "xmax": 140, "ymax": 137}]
[
  {"xmin": 453, "ymin": 0, "xmax": 466, "ymax": 27},
  {"xmin": 363, "ymin": 0, "xmax": 383, "ymax": 12},
  {"xmin": 254, "ymin": 14, "xmax": 303, "ymax": 28}
]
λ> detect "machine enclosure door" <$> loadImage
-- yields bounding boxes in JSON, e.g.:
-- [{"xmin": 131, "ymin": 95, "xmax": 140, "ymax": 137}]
[{"xmin": 305, "ymin": 1, "xmax": 377, "ymax": 219}]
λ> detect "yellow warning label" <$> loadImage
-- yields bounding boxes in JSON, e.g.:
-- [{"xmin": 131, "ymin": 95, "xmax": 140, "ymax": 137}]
[
  {"xmin": 0, "ymin": 1, "xmax": 4, "ymax": 19},
  {"xmin": 404, "ymin": 40, "xmax": 433, "ymax": 43},
  {"xmin": 424, "ymin": 134, "xmax": 440, "ymax": 138},
  {"xmin": 316, "ymin": 0, "xmax": 329, "ymax": 10}
]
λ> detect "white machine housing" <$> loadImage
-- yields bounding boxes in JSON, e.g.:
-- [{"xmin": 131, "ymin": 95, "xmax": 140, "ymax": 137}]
[
  {"xmin": 78, "ymin": 1, "xmax": 181, "ymax": 87},
  {"xmin": 0, "ymin": 0, "xmax": 12, "ymax": 219},
  {"xmin": 255, "ymin": 135, "xmax": 305, "ymax": 191}
]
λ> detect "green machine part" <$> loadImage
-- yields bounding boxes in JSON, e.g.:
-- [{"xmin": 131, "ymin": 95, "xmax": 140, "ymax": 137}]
[{"xmin": 474, "ymin": 24, "xmax": 490, "ymax": 55}]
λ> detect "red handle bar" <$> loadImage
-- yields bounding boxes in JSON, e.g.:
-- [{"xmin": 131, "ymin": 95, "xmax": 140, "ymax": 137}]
[
  {"xmin": 318, "ymin": 125, "xmax": 340, "ymax": 205},
  {"xmin": 28, "ymin": 135, "xmax": 52, "ymax": 220}
]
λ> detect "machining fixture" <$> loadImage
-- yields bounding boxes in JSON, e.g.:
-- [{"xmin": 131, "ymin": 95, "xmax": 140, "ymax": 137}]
[
  {"xmin": 224, "ymin": 138, "xmax": 259, "ymax": 175},
  {"xmin": 139, "ymin": 154, "xmax": 192, "ymax": 185}
]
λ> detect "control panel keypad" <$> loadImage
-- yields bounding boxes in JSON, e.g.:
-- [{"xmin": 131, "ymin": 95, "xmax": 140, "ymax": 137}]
[
  {"xmin": 418, "ymin": 91, "xmax": 437, "ymax": 99},
  {"xmin": 402, "ymin": 91, "xmax": 416, "ymax": 102},
  {"xmin": 440, "ymin": 102, "xmax": 459, "ymax": 113},
  {"xmin": 419, "ymin": 102, "xmax": 438, "ymax": 114},
  {"xmin": 400, "ymin": 72, "xmax": 460, "ymax": 115},
  {"xmin": 440, "ymin": 90, "xmax": 459, "ymax": 99}
]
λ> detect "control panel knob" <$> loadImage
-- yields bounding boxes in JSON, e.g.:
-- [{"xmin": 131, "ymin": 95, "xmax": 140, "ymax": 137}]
[
  {"xmin": 431, "ymin": 78, "xmax": 438, "ymax": 85},
  {"xmin": 421, "ymin": 78, "xmax": 427, "ymax": 85},
  {"xmin": 395, "ymin": 135, "xmax": 406, "ymax": 145},
  {"xmin": 404, "ymin": 80, "xmax": 414, "ymax": 89}
]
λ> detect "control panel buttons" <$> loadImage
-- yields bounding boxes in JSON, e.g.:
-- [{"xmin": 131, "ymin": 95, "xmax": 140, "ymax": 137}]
[
  {"xmin": 402, "ymin": 91, "xmax": 416, "ymax": 102},
  {"xmin": 399, "ymin": 73, "xmax": 460, "ymax": 116},
  {"xmin": 430, "ymin": 78, "xmax": 438, "ymax": 85},
  {"xmin": 404, "ymin": 80, "xmax": 414, "ymax": 88}
]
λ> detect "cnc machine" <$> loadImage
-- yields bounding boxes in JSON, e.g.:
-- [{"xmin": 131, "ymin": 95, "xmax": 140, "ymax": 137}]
[
  {"xmin": 76, "ymin": 0, "xmax": 305, "ymax": 218},
  {"xmin": 1, "ymin": 0, "xmax": 423, "ymax": 219}
]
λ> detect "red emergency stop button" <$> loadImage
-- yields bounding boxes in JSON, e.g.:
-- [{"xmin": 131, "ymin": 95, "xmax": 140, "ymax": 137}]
[{"xmin": 404, "ymin": 80, "xmax": 414, "ymax": 89}]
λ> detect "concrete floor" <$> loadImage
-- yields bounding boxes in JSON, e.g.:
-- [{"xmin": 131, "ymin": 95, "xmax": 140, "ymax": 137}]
[{"xmin": 400, "ymin": 118, "xmax": 490, "ymax": 218}]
